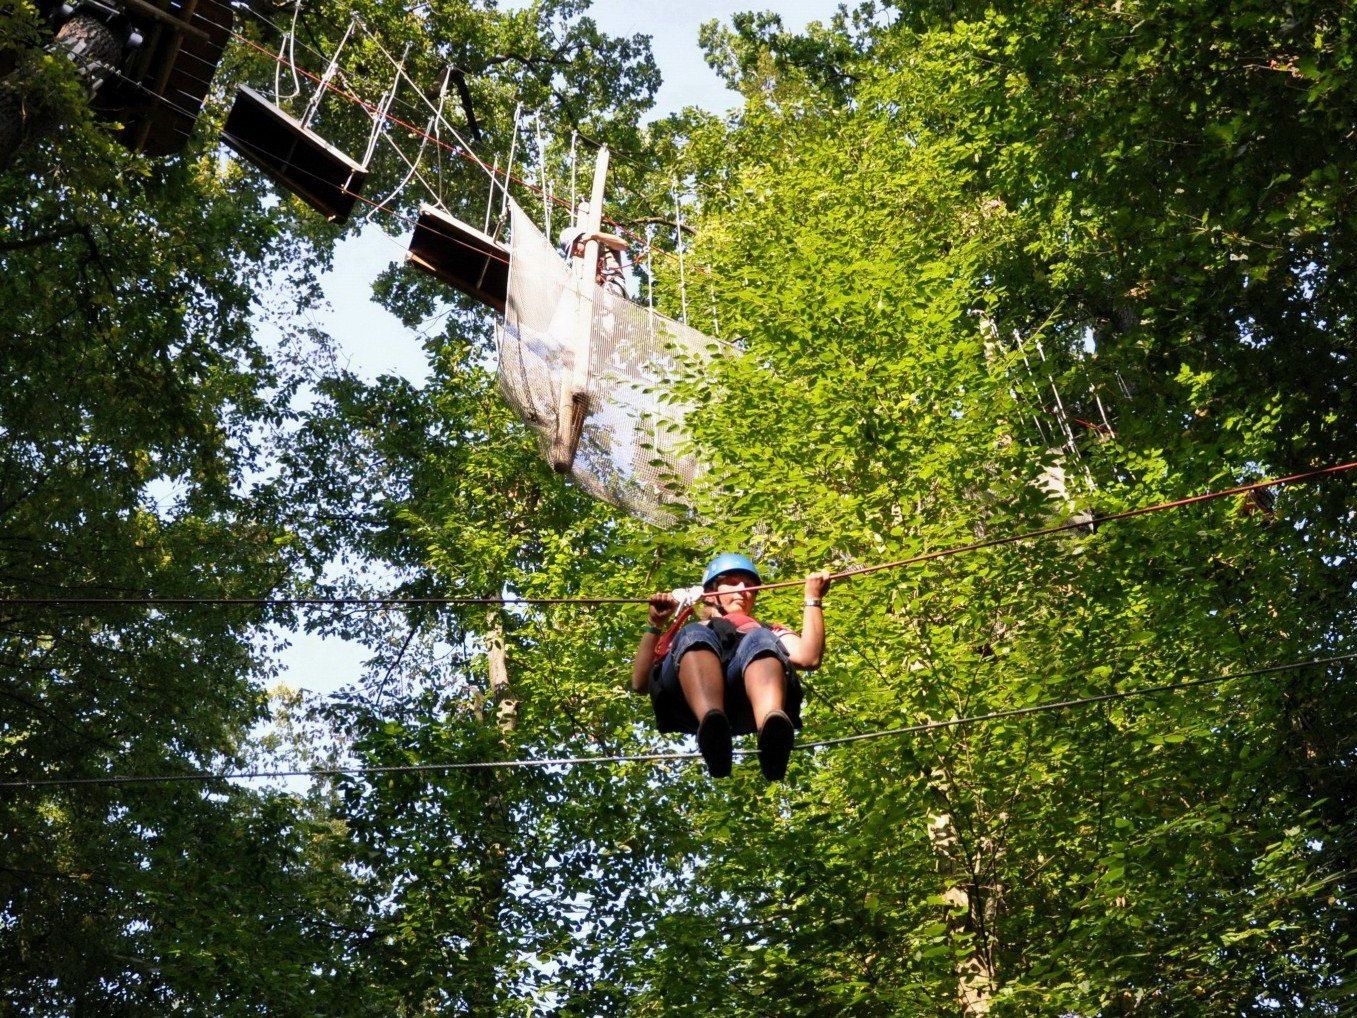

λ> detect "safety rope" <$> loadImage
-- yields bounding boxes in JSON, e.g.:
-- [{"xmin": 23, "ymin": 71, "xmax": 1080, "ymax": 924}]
[
  {"xmin": 4, "ymin": 649, "xmax": 1350, "ymax": 789},
  {"xmin": 208, "ymin": 9, "xmax": 694, "ymax": 258},
  {"xmin": 2, "ymin": 461, "xmax": 1352, "ymax": 610},
  {"xmin": 82, "ymin": 0, "xmax": 727, "ymax": 278}
]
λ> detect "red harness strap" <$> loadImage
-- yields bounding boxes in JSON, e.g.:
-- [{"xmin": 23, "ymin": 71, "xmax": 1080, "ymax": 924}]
[
  {"xmin": 716, "ymin": 611, "xmax": 760, "ymax": 632},
  {"xmin": 653, "ymin": 604, "xmax": 695, "ymax": 662}
]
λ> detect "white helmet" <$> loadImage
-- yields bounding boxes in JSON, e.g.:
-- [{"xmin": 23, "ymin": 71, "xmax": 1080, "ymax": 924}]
[{"xmin": 558, "ymin": 226, "xmax": 587, "ymax": 254}]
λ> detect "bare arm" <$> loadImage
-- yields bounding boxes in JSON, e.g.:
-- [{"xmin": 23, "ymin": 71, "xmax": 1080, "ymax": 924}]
[
  {"xmin": 631, "ymin": 592, "xmax": 676, "ymax": 692},
  {"xmin": 585, "ymin": 230, "xmax": 629, "ymax": 253},
  {"xmin": 781, "ymin": 571, "xmax": 832, "ymax": 670}
]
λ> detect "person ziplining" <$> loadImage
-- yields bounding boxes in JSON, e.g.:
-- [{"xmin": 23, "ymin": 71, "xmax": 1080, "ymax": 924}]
[{"xmin": 632, "ymin": 554, "xmax": 833, "ymax": 781}]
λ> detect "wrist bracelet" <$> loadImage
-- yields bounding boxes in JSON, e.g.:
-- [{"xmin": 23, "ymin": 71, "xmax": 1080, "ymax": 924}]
[
  {"xmin": 804, "ymin": 598, "xmax": 823, "ymax": 608},
  {"xmin": 645, "ymin": 625, "xmax": 663, "ymax": 635}
]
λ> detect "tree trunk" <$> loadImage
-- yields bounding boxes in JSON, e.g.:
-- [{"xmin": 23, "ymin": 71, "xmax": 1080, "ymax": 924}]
[
  {"xmin": 0, "ymin": 14, "xmax": 121, "ymax": 167},
  {"xmin": 926, "ymin": 767, "xmax": 1001, "ymax": 1015},
  {"xmin": 487, "ymin": 608, "xmax": 515, "ymax": 733},
  {"xmin": 55, "ymin": 15, "xmax": 122, "ymax": 94},
  {"xmin": 460, "ymin": 609, "xmax": 516, "ymax": 1011}
]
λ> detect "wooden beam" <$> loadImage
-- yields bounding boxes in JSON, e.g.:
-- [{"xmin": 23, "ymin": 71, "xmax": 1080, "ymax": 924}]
[
  {"xmin": 119, "ymin": 0, "xmax": 211, "ymax": 42},
  {"xmin": 131, "ymin": 0, "xmax": 200, "ymax": 149},
  {"xmin": 550, "ymin": 144, "xmax": 609, "ymax": 473}
]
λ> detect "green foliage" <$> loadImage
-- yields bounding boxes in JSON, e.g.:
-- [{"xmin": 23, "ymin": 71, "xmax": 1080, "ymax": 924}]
[
  {"xmin": 321, "ymin": 0, "xmax": 1356, "ymax": 1012},
  {"xmin": 1, "ymin": 0, "xmax": 663, "ymax": 1010},
  {"xmin": 618, "ymin": 2, "xmax": 1357, "ymax": 1012},
  {"xmin": 5, "ymin": 0, "xmax": 1357, "ymax": 1013},
  {"xmin": 0, "ymin": 13, "xmax": 385, "ymax": 1003}
]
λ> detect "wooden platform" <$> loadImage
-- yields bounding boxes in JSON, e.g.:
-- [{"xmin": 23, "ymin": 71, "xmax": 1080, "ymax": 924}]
[
  {"xmin": 89, "ymin": 0, "xmax": 235, "ymax": 157},
  {"xmin": 221, "ymin": 85, "xmax": 368, "ymax": 222},
  {"xmin": 406, "ymin": 205, "xmax": 510, "ymax": 312}
]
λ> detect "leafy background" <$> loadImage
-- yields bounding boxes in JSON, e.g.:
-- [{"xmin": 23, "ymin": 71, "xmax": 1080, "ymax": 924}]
[{"xmin": 2, "ymin": 0, "xmax": 1354, "ymax": 1013}]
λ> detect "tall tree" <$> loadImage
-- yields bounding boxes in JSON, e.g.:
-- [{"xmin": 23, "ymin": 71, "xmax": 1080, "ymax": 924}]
[
  {"xmin": 297, "ymin": 1, "xmax": 1357, "ymax": 1013},
  {"xmin": 1, "ymin": 0, "xmax": 664, "ymax": 1009},
  {"xmin": 9, "ymin": 0, "xmax": 1355, "ymax": 1012},
  {"xmin": 615, "ymin": 2, "xmax": 1357, "ymax": 1012}
]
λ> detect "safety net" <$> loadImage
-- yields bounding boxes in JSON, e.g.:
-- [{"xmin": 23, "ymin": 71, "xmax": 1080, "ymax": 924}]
[{"xmin": 496, "ymin": 200, "xmax": 712, "ymax": 525}]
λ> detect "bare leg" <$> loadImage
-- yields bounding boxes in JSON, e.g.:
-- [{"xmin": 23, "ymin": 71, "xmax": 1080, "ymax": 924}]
[
  {"xmin": 679, "ymin": 648, "xmax": 724, "ymax": 719},
  {"xmin": 743, "ymin": 655, "xmax": 786, "ymax": 729},
  {"xmin": 680, "ymin": 648, "xmax": 731, "ymax": 777}
]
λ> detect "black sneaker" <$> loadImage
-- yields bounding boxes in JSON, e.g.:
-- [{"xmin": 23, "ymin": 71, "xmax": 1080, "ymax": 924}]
[
  {"xmin": 757, "ymin": 710, "xmax": 794, "ymax": 781},
  {"xmin": 696, "ymin": 709, "xmax": 733, "ymax": 778}
]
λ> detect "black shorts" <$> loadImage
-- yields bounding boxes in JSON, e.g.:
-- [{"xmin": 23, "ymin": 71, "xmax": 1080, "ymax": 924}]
[{"xmin": 650, "ymin": 622, "xmax": 803, "ymax": 736}]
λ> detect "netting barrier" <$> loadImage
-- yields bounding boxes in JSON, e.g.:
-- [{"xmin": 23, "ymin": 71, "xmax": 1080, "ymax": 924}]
[{"xmin": 496, "ymin": 200, "xmax": 713, "ymax": 525}]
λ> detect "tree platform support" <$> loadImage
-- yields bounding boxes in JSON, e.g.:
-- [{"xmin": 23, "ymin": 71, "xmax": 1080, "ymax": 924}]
[{"xmin": 60, "ymin": 0, "xmax": 234, "ymax": 156}]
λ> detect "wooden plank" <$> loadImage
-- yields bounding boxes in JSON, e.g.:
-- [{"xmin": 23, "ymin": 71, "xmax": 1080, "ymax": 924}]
[
  {"xmin": 93, "ymin": 0, "xmax": 232, "ymax": 156},
  {"xmin": 121, "ymin": 0, "xmax": 211, "ymax": 42},
  {"xmin": 129, "ymin": 0, "xmax": 198, "ymax": 150},
  {"xmin": 406, "ymin": 205, "xmax": 509, "ymax": 312},
  {"xmin": 221, "ymin": 85, "xmax": 367, "ymax": 222}
]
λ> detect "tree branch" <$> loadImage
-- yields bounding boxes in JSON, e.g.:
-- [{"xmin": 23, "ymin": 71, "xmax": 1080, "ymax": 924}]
[
  {"xmin": 0, "ymin": 225, "xmax": 85, "ymax": 253},
  {"xmin": 624, "ymin": 215, "xmax": 696, "ymax": 237}
]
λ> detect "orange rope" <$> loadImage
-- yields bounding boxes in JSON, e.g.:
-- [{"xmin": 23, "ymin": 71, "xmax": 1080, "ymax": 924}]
[{"xmin": 4, "ymin": 461, "xmax": 1352, "ymax": 609}]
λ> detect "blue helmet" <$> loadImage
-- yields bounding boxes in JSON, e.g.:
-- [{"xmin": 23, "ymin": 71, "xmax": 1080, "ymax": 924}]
[{"xmin": 702, "ymin": 552, "xmax": 762, "ymax": 590}]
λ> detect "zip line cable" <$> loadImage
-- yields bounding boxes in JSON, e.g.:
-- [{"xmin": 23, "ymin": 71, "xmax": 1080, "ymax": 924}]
[
  {"xmin": 825, "ymin": 459, "xmax": 1357, "ymax": 586},
  {"xmin": 5, "ymin": 649, "xmax": 1352, "ymax": 790},
  {"xmin": 3, "ymin": 461, "xmax": 1353, "ymax": 610},
  {"xmin": 802, "ymin": 649, "xmax": 1357, "ymax": 750},
  {"xmin": 355, "ymin": 21, "xmax": 490, "ymax": 187}
]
